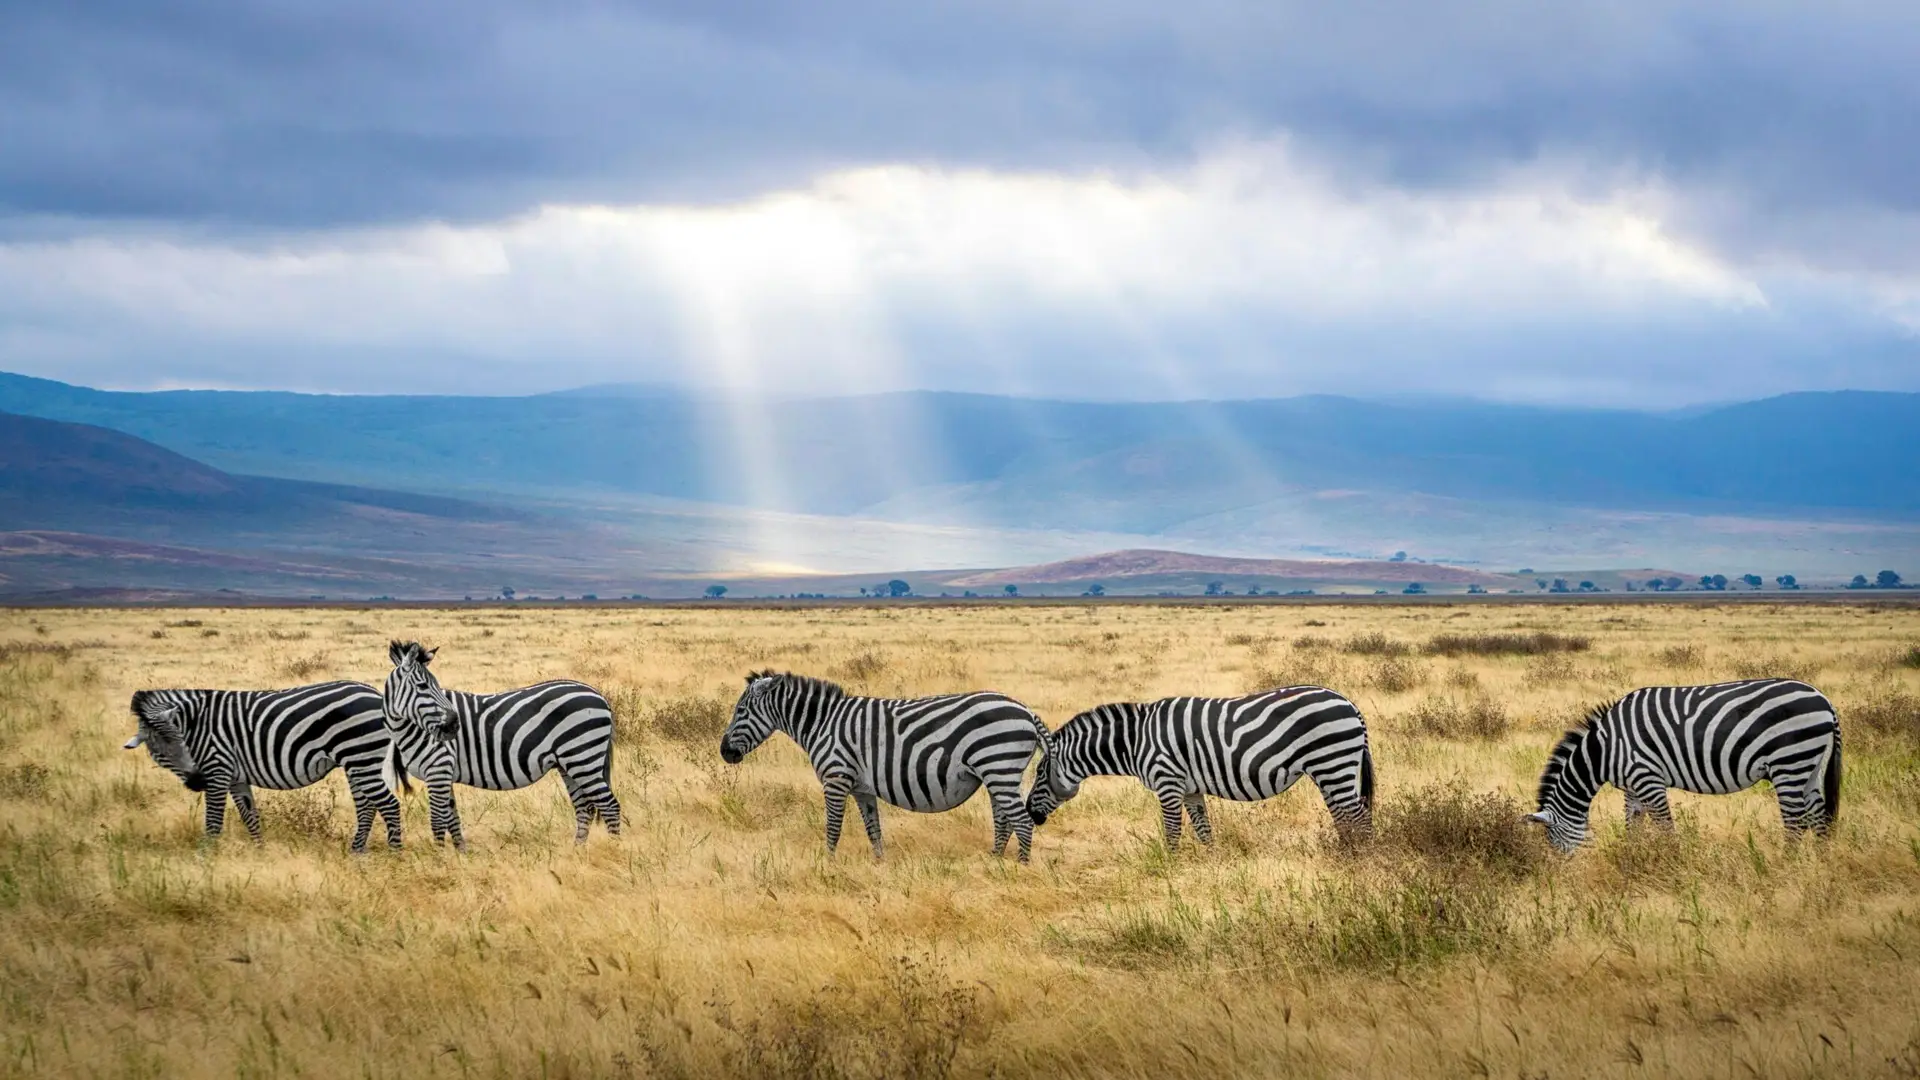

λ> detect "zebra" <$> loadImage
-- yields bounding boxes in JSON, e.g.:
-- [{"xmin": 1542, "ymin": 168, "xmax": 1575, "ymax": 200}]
[
  {"xmin": 1529, "ymin": 679, "xmax": 1841, "ymax": 852},
  {"xmin": 381, "ymin": 641, "xmax": 621, "ymax": 846},
  {"xmin": 720, "ymin": 671, "xmax": 1047, "ymax": 862},
  {"xmin": 123, "ymin": 681, "xmax": 401, "ymax": 852},
  {"xmin": 1024, "ymin": 686, "xmax": 1375, "ymax": 850}
]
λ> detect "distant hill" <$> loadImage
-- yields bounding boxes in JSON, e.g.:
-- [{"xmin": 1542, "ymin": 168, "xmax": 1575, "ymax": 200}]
[
  {"xmin": 1, "ymin": 373, "xmax": 1914, "ymax": 526},
  {"xmin": 943, "ymin": 549, "xmax": 1514, "ymax": 589},
  {"xmin": 0, "ymin": 409, "xmax": 524, "ymax": 537}
]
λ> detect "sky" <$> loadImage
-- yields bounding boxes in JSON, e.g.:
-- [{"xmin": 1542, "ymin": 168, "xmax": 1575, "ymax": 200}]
[{"xmin": 2, "ymin": 1, "xmax": 1919, "ymax": 405}]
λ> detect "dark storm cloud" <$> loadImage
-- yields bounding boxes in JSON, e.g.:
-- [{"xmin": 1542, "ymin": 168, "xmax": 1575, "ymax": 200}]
[{"xmin": 4, "ymin": 1, "xmax": 1917, "ymax": 262}]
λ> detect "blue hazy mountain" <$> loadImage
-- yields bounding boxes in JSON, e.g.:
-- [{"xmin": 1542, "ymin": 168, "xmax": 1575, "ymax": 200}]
[{"xmin": 1, "ymin": 371, "xmax": 1913, "ymax": 528}]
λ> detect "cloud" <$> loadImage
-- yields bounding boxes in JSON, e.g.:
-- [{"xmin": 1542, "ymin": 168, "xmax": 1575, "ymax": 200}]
[{"xmin": 5, "ymin": 140, "xmax": 1912, "ymax": 403}]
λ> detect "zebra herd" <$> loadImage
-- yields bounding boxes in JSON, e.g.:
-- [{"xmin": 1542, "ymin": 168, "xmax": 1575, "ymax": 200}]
[{"xmin": 123, "ymin": 641, "xmax": 1843, "ymax": 859}]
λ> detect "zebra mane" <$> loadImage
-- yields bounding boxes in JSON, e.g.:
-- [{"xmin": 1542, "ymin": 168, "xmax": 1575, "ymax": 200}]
[
  {"xmin": 1534, "ymin": 704, "xmax": 1608, "ymax": 810},
  {"xmin": 389, "ymin": 640, "xmax": 434, "ymax": 666},
  {"xmin": 746, "ymin": 670, "xmax": 848, "ymax": 699}
]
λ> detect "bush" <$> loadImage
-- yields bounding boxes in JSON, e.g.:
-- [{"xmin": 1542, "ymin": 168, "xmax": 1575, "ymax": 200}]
[
  {"xmin": 281, "ymin": 653, "xmax": 329, "ymax": 680},
  {"xmin": 1656, "ymin": 643, "xmax": 1703, "ymax": 667},
  {"xmin": 1852, "ymin": 685, "xmax": 1919, "ymax": 740},
  {"xmin": 644, "ymin": 695, "xmax": 731, "ymax": 743},
  {"xmin": 836, "ymin": 652, "xmax": 889, "ymax": 683},
  {"xmin": 1367, "ymin": 656, "xmax": 1427, "ymax": 694},
  {"xmin": 269, "ymin": 787, "xmax": 339, "ymax": 841},
  {"xmin": 0, "ymin": 762, "xmax": 51, "ymax": 799},
  {"xmin": 1523, "ymin": 654, "xmax": 1577, "ymax": 688},
  {"xmin": 1401, "ymin": 695, "xmax": 1511, "ymax": 740},
  {"xmin": 1423, "ymin": 632, "xmax": 1591, "ymax": 657},
  {"xmin": 1343, "ymin": 632, "xmax": 1411, "ymax": 657},
  {"xmin": 1900, "ymin": 645, "xmax": 1920, "ymax": 670},
  {"xmin": 1378, "ymin": 781, "xmax": 1544, "ymax": 878}
]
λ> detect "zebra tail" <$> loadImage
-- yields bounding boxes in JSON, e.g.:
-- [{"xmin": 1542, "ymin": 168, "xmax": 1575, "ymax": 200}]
[
  {"xmin": 1359, "ymin": 742, "xmax": 1375, "ymax": 812},
  {"xmin": 1821, "ymin": 728, "xmax": 1842, "ymax": 829},
  {"xmin": 383, "ymin": 742, "xmax": 412, "ymax": 795}
]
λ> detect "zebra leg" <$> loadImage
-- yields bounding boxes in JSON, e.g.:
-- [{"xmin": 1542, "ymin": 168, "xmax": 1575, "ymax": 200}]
[
  {"xmin": 1183, "ymin": 792, "xmax": 1214, "ymax": 846},
  {"xmin": 203, "ymin": 787, "xmax": 228, "ymax": 841},
  {"xmin": 987, "ymin": 783, "xmax": 1034, "ymax": 864},
  {"xmin": 1624, "ymin": 774, "xmax": 1674, "ymax": 832},
  {"xmin": 429, "ymin": 779, "xmax": 466, "ymax": 851},
  {"xmin": 230, "ymin": 780, "xmax": 263, "ymax": 843},
  {"xmin": 597, "ymin": 789, "xmax": 622, "ymax": 837},
  {"xmin": 853, "ymin": 792, "xmax": 884, "ymax": 859},
  {"xmin": 1770, "ymin": 763, "xmax": 1823, "ymax": 835},
  {"xmin": 345, "ymin": 767, "xmax": 403, "ymax": 853},
  {"xmin": 821, "ymin": 781, "xmax": 853, "ymax": 855},
  {"xmin": 1153, "ymin": 787, "xmax": 1185, "ymax": 852}
]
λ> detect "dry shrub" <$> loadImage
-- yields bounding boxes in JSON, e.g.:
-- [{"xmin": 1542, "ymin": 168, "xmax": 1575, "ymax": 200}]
[
  {"xmin": 835, "ymin": 652, "xmax": 889, "ymax": 683},
  {"xmin": 0, "ymin": 642, "xmax": 73, "ymax": 662},
  {"xmin": 1424, "ymin": 631, "xmax": 1591, "ymax": 657},
  {"xmin": 710, "ymin": 955, "xmax": 990, "ymax": 1080},
  {"xmin": 1851, "ymin": 684, "xmax": 1920, "ymax": 740},
  {"xmin": 165, "ymin": 619, "xmax": 203, "ymax": 629},
  {"xmin": 281, "ymin": 653, "xmax": 330, "ymax": 680},
  {"xmin": 1378, "ymin": 781, "xmax": 1544, "ymax": 877},
  {"xmin": 1730, "ymin": 652, "xmax": 1820, "ymax": 683},
  {"xmin": 1401, "ymin": 694, "xmax": 1511, "ymax": 740},
  {"xmin": 269, "ymin": 787, "xmax": 339, "ymax": 841},
  {"xmin": 1444, "ymin": 666, "xmax": 1481, "ymax": 691},
  {"xmin": 1291, "ymin": 634, "xmax": 1333, "ymax": 651},
  {"xmin": 1523, "ymin": 654, "xmax": 1577, "ymax": 688},
  {"xmin": 1366, "ymin": 655, "xmax": 1427, "ymax": 694},
  {"xmin": 1898, "ymin": 645, "xmax": 1920, "ymax": 670},
  {"xmin": 1343, "ymin": 631, "xmax": 1411, "ymax": 657},
  {"xmin": 0, "ymin": 762, "xmax": 51, "ymax": 799},
  {"xmin": 266, "ymin": 629, "xmax": 311, "ymax": 642},
  {"xmin": 1057, "ymin": 866, "xmax": 1522, "ymax": 975},
  {"xmin": 1657, "ymin": 643, "xmax": 1703, "ymax": 667},
  {"xmin": 645, "ymin": 695, "xmax": 730, "ymax": 743},
  {"xmin": 1250, "ymin": 649, "xmax": 1350, "ymax": 692}
]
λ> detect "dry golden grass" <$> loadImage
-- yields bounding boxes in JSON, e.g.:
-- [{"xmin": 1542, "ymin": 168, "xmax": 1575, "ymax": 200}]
[{"xmin": 2, "ymin": 601, "xmax": 1919, "ymax": 1079}]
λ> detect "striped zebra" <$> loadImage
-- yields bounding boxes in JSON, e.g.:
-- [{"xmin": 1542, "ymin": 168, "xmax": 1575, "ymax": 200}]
[
  {"xmin": 720, "ymin": 671, "xmax": 1047, "ymax": 862},
  {"xmin": 1530, "ymin": 679, "xmax": 1841, "ymax": 852},
  {"xmin": 382, "ymin": 641, "xmax": 621, "ymax": 845},
  {"xmin": 123, "ymin": 681, "xmax": 401, "ymax": 852},
  {"xmin": 1025, "ymin": 686, "xmax": 1375, "ymax": 850}
]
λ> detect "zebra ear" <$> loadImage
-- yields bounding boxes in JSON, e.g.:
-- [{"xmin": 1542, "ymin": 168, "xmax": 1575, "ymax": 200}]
[
  {"xmin": 421, "ymin": 646, "xmax": 438, "ymax": 664},
  {"xmin": 1525, "ymin": 811, "xmax": 1551, "ymax": 825},
  {"xmin": 389, "ymin": 641, "xmax": 407, "ymax": 666},
  {"xmin": 124, "ymin": 733, "xmax": 146, "ymax": 750}
]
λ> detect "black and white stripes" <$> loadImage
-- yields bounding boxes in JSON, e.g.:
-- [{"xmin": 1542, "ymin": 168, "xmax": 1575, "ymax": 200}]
[
  {"xmin": 721, "ymin": 671, "xmax": 1046, "ymax": 861},
  {"xmin": 1530, "ymin": 679, "xmax": 1841, "ymax": 852},
  {"xmin": 1024, "ymin": 686, "xmax": 1375, "ymax": 849},
  {"xmin": 124, "ymin": 682, "xmax": 400, "ymax": 851},
  {"xmin": 382, "ymin": 641, "xmax": 620, "ymax": 845}
]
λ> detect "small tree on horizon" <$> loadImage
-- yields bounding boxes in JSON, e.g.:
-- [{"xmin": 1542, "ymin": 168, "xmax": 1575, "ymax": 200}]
[
  {"xmin": 1877, "ymin": 570, "xmax": 1904, "ymax": 589},
  {"xmin": 704, "ymin": 584, "xmax": 728, "ymax": 599},
  {"xmin": 1775, "ymin": 574, "xmax": 1797, "ymax": 589},
  {"xmin": 1741, "ymin": 574, "xmax": 1764, "ymax": 589},
  {"xmin": 1850, "ymin": 574, "xmax": 1871, "ymax": 589},
  {"xmin": 1085, "ymin": 583, "xmax": 1106, "ymax": 597},
  {"xmin": 1204, "ymin": 582, "xmax": 1225, "ymax": 596},
  {"xmin": 1003, "ymin": 584, "xmax": 1019, "ymax": 596},
  {"xmin": 887, "ymin": 579, "xmax": 911, "ymax": 597},
  {"xmin": 500, "ymin": 585, "xmax": 516, "ymax": 600}
]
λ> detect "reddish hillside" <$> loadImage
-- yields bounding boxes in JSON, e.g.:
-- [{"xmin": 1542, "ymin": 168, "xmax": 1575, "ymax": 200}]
[{"xmin": 943, "ymin": 548, "xmax": 1513, "ymax": 587}]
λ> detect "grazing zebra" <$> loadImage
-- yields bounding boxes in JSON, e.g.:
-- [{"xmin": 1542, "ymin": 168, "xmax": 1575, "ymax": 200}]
[
  {"xmin": 1529, "ymin": 679, "xmax": 1841, "ymax": 853},
  {"xmin": 382, "ymin": 641, "xmax": 620, "ymax": 845},
  {"xmin": 1025, "ymin": 686, "xmax": 1375, "ymax": 850},
  {"xmin": 720, "ymin": 671, "xmax": 1047, "ymax": 862},
  {"xmin": 123, "ymin": 682, "xmax": 401, "ymax": 852}
]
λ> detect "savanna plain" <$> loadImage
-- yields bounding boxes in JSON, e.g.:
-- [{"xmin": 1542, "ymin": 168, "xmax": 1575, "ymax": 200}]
[{"xmin": 3, "ymin": 601, "xmax": 1919, "ymax": 1079}]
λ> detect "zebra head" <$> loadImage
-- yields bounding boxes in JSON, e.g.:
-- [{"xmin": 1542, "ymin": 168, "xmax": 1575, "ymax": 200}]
[
  {"xmin": 1024, "ymin": 716, "xmax": 1091, "ymax": 827},
  {"xmin": 721, "ymin": 671, "xmax": 782, "ymax": 764},
  {"xmin": 127, "ymin": 689, "xmax": 204, "ymax": 791},
  {"xmin": 385, "ymin": 640, "xmax": 456, "ymax": 740},
  {"xmin": 1528, "ymin": 719, "xmax": 1603, "ymax": 853}
]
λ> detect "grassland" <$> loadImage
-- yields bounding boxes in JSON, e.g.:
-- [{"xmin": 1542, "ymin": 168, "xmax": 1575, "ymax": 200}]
[{"xmin": 1, "ymin": 601, "xmax": 1918, "ymax": 1079}]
